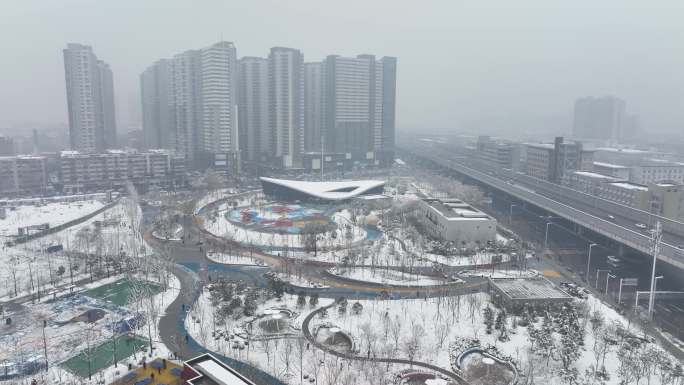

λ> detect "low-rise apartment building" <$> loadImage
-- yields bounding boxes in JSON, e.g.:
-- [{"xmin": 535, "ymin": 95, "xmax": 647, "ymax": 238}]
[
  {"xmin": 59, "ymin": 149, "xmax": 186, "ymax": 193},
  {"xmin": 524, "ymin": 137, "xmax": 594, "ymax": 183},
  {"xmin": 476, "ymin": 136, "xmax": 521, "ymax": 171},
  {"xmin": 0, "ymin": 155, "xmax": 48, "ymax": 196}
]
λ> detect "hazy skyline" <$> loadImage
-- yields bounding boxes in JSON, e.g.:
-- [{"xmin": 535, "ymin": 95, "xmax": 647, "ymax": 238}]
[{"xmin": 1, "ymin": 0, "xmax": 683, "ymax": 136}]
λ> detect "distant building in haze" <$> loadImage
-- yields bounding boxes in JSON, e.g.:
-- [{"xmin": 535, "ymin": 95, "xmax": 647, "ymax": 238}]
[
  {"xmin": 524, "ymin": 137, "xmax": 594, "ymax": 183},
  {"xmin": 238, "ymin": 57, "xmax": 270, "ymax": 166},
  {"xmin": 0, "ymin": 136, "xmax": 15, "ymax": 156},
  {"xmin": 0, "ymin": 155, "xmax": 48, "ymax": 196},
  {"xmin": 269, "ymin": 47, "xmax": 304, "ymax": 169},
  {"xmin": 63, "ymin": 43, "xmax": 116, "ymax": 153},
  {"xmin": 572, "ymin": 96, "xmax": 625, "ymax": 143},
  {"xmin": 198, "ymin": 41, "xmax": 239, "ymax": 170},
  {"xmin": 140, "ymin": 42, "xmax": 238, "ymax": 172},
  {"xmin": 303, "ymin": 62, "xmax": 325, "ymax": 154},
  {"xmin": 140, "ymin": 59, "xmax": 175, "ymax": 150},
  {"xmin": 322, "ymin": 55, "xmax": 397, "ymax": 166},
  {"xmin": 140, "ymin": 43, "xmax": 397, "ymax": 173}
]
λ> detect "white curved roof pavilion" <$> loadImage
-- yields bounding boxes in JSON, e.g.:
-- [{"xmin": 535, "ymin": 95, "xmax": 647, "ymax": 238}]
[{"xmin": 260, "ymin": 177, "xmax": 386, "ymax": 201}]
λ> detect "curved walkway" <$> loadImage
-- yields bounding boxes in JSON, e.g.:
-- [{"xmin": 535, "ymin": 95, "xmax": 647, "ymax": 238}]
[{"xmin": 301, "ymin": 300, "xmax": 471, "ymax": 385}]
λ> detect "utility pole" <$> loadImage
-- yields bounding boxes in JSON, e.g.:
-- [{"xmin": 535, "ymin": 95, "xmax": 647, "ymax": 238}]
[
  {"xmin": 42, "ymin": 320, "xmax": 48, "ymax": 371},
  {"xmin": 648, "ymin": 221, "xmax": 662, "ymax": 321},
  {"xmin": 586, "ymin": 243, "xmax": 597, "ymax": 283}
]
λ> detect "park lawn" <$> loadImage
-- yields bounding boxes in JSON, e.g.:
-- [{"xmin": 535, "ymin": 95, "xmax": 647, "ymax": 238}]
[{"xmin": 84, "ymin": 278, "xmax": 162, "ymax": 306}]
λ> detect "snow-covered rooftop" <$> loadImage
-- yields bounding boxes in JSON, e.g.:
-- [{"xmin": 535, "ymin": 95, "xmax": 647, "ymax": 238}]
[
  {"xmin": 593, "ymin": 161, "xmax": 628, "ymax": 169},
  {"xmin": 608, "ymin": 182, "xmax": 648, "ymax": 191},
  {"xmin": 185, "ymin": 354, "xmax": 255, "ymax": 385},
  {"xmin": 595, "ymin": 147, "xmax": 651, "ymax": 154},
  {"xmin": 260, "ymin": 177, "xmax": 385, "ymax": 201},
  {"xmin": 572, "ymin": 171, "xmax": 618, "ymax": 180}
]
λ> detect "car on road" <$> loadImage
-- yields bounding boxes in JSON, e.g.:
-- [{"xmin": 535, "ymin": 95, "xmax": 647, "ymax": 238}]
[
  {"xmin": 635, "ymin": 223, "xmax": 647, "ymax": 229},
  {"xmin": 607, "ymin": 215, "xmax": 615, "ymax": 221}
]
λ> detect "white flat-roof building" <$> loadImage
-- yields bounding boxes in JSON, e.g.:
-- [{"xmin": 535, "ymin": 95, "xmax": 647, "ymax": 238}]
[
  {"xmin": 183, "ymin": 353, "xmax": 256, "ymax": 385},
  {"xmin": 593, "ymin": 161, "xmax": 631, "ymax": 180},
  {"xmin": 260, "ymin": 177, "xmax": 385, "ymax": 201},
  {"xmin": 418, "ymin": 198, "xmax": 496, "ymax": 244}
]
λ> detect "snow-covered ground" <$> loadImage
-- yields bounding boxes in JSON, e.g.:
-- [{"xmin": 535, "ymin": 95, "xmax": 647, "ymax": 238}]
[
  {"xmin": 185, "ymin": 290, "xmax": 441, "ymax": 385},
  {"xmin": 152, "ymin": 222, "xmax": 183, "ymax": 241},
  {"xmin": 0, "ymin": 271, "xmax": 179, "ymax": 385},
  {"xmin": 329, "ymin": 267, "xmax": 454, "ymax": 286},
  {"xmin": 317, "ymin": 293, "xmax": 680, "ymax": 385},
  {"xmin": 187, "ymin": 277, "xmax": 681, "ymax": 385},
  {"xmin": 0, "ymin": 198, "xmax": 149, "ymax": 300},
  {"xmin": 0, "ymin": 199, "xmax": 105, "ymax": 240}
]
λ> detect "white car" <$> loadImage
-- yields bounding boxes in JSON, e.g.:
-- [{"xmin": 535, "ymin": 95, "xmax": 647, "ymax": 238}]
[
  {"xmin": 635, "ymin": 223, "xmax": 647, "ymax": 229},
  {"xmin": 607, "ymin": 215, "xmax": 615, "ymax": 221}
]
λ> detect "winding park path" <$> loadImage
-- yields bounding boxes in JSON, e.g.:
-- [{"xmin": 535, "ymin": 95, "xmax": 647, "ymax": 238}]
[{"xmin": 301, "ymin": 300, "xmax": 471, "ymax": 385}]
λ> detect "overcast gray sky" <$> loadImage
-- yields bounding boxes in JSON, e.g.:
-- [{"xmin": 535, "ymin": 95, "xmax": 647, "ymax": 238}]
[{"xmin": 1, "ymin": 0, "xmax": 683, "ymax": 135}]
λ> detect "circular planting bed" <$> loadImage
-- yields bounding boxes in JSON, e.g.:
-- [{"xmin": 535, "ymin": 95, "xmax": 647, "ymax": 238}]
[
  {"xmin": 398, "ymin": 370, "xmax": 454, "ymax": 385},
  {"xmin": 314, "ymin": 325, "xmax": 353, "ymax": 353},
  {"xmin": 252, "ymin": 308, "xmax": 295, "ymax": 334},
  {"xmin": 458, "ymin": 350, "xmax": 516, "ymax": 385}
]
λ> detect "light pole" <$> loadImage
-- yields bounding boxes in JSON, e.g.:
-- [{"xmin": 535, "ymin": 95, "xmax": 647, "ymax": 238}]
[
  {"xmin": 509, "ymin": 204, "xmax": 517, "ymax": 224},
  {"xmin": 606, "ymin": 273, "xmax": 616, "ymax": 296},
  {"xmin": 648, "ymin": 222, "xmax": 662, "ymax": 321},
  {"xmin": 586, "ymin": 243, "xmax": 597, "ymax": 283},
  {"xmin": 596, "ymin": 269, "xmax": 610, "ymax": 289},
  {"xmin": 544, "ymin": 222, "xmax": 553, "ymax": 250}
]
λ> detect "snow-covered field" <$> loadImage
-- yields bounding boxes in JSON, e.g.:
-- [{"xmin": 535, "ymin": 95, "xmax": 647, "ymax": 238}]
[
  {"xmin": 185, "ymin": 280, "xmax": 681, "ymax": 385},
  {"xmin": 0, "ymin": 199, "xmax": 105, "ymax": 240},
  {"xmin": 152, "ymin": 222, "xmax": 183, "ymax": 241},
  {"xmin": 0, "ymin": 272, "xmax": 179, "ymax": 385},
  {"xmin": 185, "ymin": 290, "xmax": 447, "ymax": 385},
  {"xmin": 329, "ymin": 266, "xmax": 452, "ymax": 286},
  {"xmin": 0, "ymin": 198, "xmax": 149, "ymax": 300}
]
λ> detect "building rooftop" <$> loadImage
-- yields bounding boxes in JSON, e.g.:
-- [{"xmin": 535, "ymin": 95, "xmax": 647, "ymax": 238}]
[
  {"xmin": 572, "ymin": 171, "xmax": 619, "ymax": 180},
  {"xmin": 524, "ymin": 142, "xmax": 555, "ymax": 150},
  {"xmin": 184, "ymin": 354, "xmax": 255, "ymax": 385},
  {"xmin": 593, "ymin": 161, "xmax": 629, "ymax": 169},
  {"xmin": 260, "ymin": 177, "xmax": 385, "ymax": 201},
  {"xmin": 423, "ymin": 198, "xmax": 491, "ymax": 221},
  {"xmin": 608, "ymin": 182, "xmax": 648, "ymax": 191},
  {"xmin": 595, "ymin": 147, "xmax": 651, "ymax": 154}
]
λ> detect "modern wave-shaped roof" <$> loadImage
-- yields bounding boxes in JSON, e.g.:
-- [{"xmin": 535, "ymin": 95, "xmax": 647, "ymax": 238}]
[{"xmin": 260, "ymin": 177, "xmax": 386, "ymax": 201}]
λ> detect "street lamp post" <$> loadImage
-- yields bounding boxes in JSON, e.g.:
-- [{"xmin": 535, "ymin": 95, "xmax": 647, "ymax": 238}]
[
  {"xmin": 544, "ymin": 222, "xmax": 552, "ymax": 250},
  {"xmin": 596, "ymin": 269, "xmax": 610, "ymax": 289},
  {"xmin": 586, "ymin": 243, "xmax": 597, "ymax": 283},
  {"xmin": 606, "ymin": 273, "xmax": 616, "ymax": 296},
  {"xmin": 509, "ymin": 204, "xmax": 517, "ymax": 224},
  {"xmin": 648, "ymin": 222, "xmax": 662, "ymax": 321}
]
